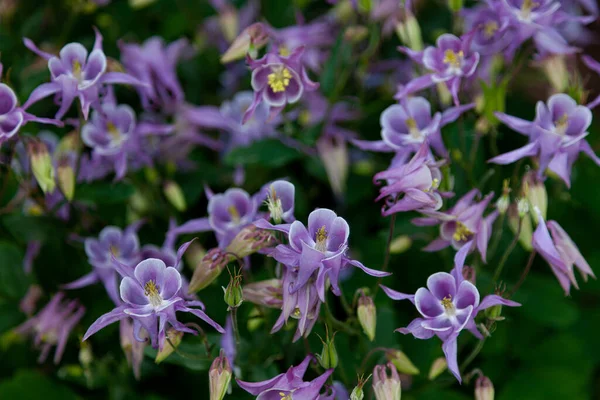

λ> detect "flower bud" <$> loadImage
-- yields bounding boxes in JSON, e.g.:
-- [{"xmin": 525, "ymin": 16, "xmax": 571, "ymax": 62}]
[
  {"xmin": 447, "ymin": 0, "xmax": 463, "ymax": 12},
  {"xmin": 219, "ymin": 6, "xmax": 239, "ymax": 43},
  {"xmin": 225, "ymin": 225, "xmax": 276, "ymax": 258},
  {"xmin": 508, "ymin": 204, "xmax": 533, "ymax": 251},
  {"xmin": 317, "ymin": 135, "xmax": 349, "ymax": 199},
  {"xmin": 475, "ymin": 375, "xmax": 495, "ymax": 400},
  {"xmin": 19, "ymin": 284, "xmax": 43, "ymax": 316},
  {"xmin": 246, "ymin": 307, "xmax": 264, "ymax": 332},
  {"xmin": 396, "ymin": 11, "xmax": 423, "ymax": 51},
  {"xmin": 385, "ymin": 349, "xmax": 419, "ymax": 375},
  {"xmin": 522, "ymin": 172, "xmax": 546, "ymax": 224},
  {"xmin": 373, "ymin": 363, "xmax": 401, "ymax": 400},
  {"xmin": 155, "ymin": 328, "xmax": 184, "ymax": 363},
  {"xmin": 496, "ymin": 180, "xmax": 511, "ymax": 214},
  {"xmin": 188, "ymin": 248, "xmax": 230, "ymax": 293},
  {"xmin": 436, "ymin": 82, "xmax": 452, "ymax": 106},
  {"xmin": 223, "ymin": 269, "xmax": 243, "ymax": 310},
  {"xmin": 517, "ymin": 198, "xmax": 529, "ymax": 218},
  {"xmin": 243, "ymin": 279, "xmax": 283, "ymax": 308},
  {"xmin": 184, "ymin": 241, "xmax": 206, "ymax": 271},
  {"xmin": 462, "ymin": 266, "xmax": 476, "ymax": 284},
  {"xmin": 357, "ymin": 291, "xmax": 376, "ymax": 341},
  {"xmin": 209, "ymin": 349, "xmax": 232, "ymax": 400},
  {"xmin": 428, "ymin": 357, "xmax": 447, "ymax": 380},
  {"xmin": 350, "ymin": 375, "xmax": 370, "ymax": 400},
  {"xmin": 120, "ymin": 318, "xmax": 146, "ymax": 380},
  {"xmin": 542, "ymin": 55, "xmax": 568, "ymax": 92},
  {"xmin": 344, "ymin": 25, "xmax": 369, "ymax": 43},
  {"xmin": 79, "ymin": 340, "xmax": 93, "ymax": 368},
  {"xmin": 221, "ymin": 22, "xmax": 269, "ymax": 63},
  {"xmin": 27, "ymin": 139, "xmax": 55, "ymax": 194},
  {"xmin": 389, "ymin": 235, "xmax": 412, "ymax": 254},
  {"xmin": 56, "ymin": 156, "xmax": 75, "ymax": 201},
  {"xmin": 163, "ymin": 180, "xmax": 187, "ymax": 212},
  {"xmin": 317, "ymin": 330, "xmax": 338, "ymax": 370}
]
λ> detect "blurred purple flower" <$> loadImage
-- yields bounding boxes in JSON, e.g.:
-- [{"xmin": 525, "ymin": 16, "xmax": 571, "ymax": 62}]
[
  {"xmin": 120, "ymin": 317, "xmax": 146, "ymax": 380},
  {"xmin": 462, "ymin": 3, "xmax": 514, "ymax": 56}
]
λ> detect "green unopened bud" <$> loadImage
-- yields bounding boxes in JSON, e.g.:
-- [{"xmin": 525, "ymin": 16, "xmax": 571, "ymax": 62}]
[
  {"xmin": 225, "ymin": 225, "xmax": 276, "ymax": 259},
  {"xmin": 542, "ymin": 55, "xmax": 568, "ymax": 92},
  {"xmin": 223, "ymin": 269, "xmax": 243, "ymax": 310},
  {"xmin": 436, "ymin": 82, "xmax": 452, "ymax": 106},
  {"xmin": 209, "ymin": 349, "xmax": 232, "ymax": 400},
  {"xmin": 79, "ymin": 340, "xmax": 93, "ymax": 368},
  {"xmin": 522, "ymin": 172, "xmax": 546, "ymax": 223},
  {"xmin": 344, "ymin": 25, "xmax": 369, "ymax": 43},
  {"xmin": 448, "ymin": 0, "xmax": 463, "ymax": 12},
  {"xmin": 428, "ymin": 357, "xmax": 447, "ymax": 380},
  {"xmin": 155, "ymin": 328, "xmax": 184, "ymax": 363},
  {"xmin": 163, "ymin": 180, "xmax": 187, "ymax": 211},
  {"xmin": 386, "ymin": 349, "xmax": 420, "ymax": 375},
  {"xmin": 316, "ymin": 329, "xmax": 338, "ymax": 369},
  {"xmin": 188, "ymin": 248, "xmax": 230, "ymax": 292},
  {"xmin": 184, "ymin": 241, "xmax": 206, "ymax": 272},
  {"xmin": 496, "ymin": 179, "xmax": 511, "ymax": 214},
  {"xmin": 357, "ymin": 291, "xmax": 376, "ymax": 341},
  {"xmin": 243, "ymin": 279, "xmax": 283, "ymax": 308},
  {"xmin": 350, "ymin": 374, "xmax": 371, "ymax": 400},
  {"xmin": 219, "ymin": 7, "xmax": 239, "ymax": 43},
  {"xmin": 128, "ymin": 0, "xmax": 157, "ymax": 9},
  {"xmin": 485, "ymin": 304, "xmax": 503, "ymax": 320},
  {"xmin": 475, "ymin": 375, "xmax": 495, "ymax": 400},
  {"xmin": 28, "ymin": 139, "xmax": 55, "ymax": 194},
  {"xmin": 389, "ymin": 235, "xmax": 412, "ymax": 254},
  {"xmin": 221, "ymin": 22, "xmax": 269, "ymax": 63},
  {"xmin": 508, "ymin": 205, "xmax": 533, "ymax": 251},
  {"xmin": 57, "ymin": 157, "xmax": 75, "ymax": 201},
  {"xmin": 517, "ymin": 198, "xmax": 529, "ymax": 218},
  {"xmin": 396, "ymin": 11, "xmax": 423, "ymax": 51},
  {"xmin": 357, "ymin": 0, "xmax": 372, "ymax": 13}
]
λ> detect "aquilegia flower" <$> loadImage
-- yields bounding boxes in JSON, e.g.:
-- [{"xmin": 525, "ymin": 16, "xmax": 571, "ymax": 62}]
[
  {"xmin": 489, "ymin": 93, "xmax": 600, "ymax": 187},
  {"xmin": 63, "ymin": 223, "xmax": 142, "ymax": 305},
  {"xmin": 397, "ymin": 33, "xmax": 479, "ymax": 105},
  {"xmin": 15, "ymin": 292, "xmax": 85, "ymax": 364},
  {"xmin": 381, "ymin": 267, "xmax": 520, "ymax": 382},
  {"xmin": 532, "ymin": 208, "xmax": 595, "ymax": 295},
  {"xmin": 83, "ymin": 252, "xmax": 224, "ymax": 350},
  {"xmin": 462, "ymin": 3, "xmax": 514, "ymax": 56},
  {"xmin": 23, "ymin": 29, "xmax": 145, "ymax": 119},
  {"xmin": 243, "ymin": 46, "xmax": 319, "ymax": 123},
  {"xmin": 352, "ymin": 96, "xmax": 474, "ymax": 161},
  {"xmin": 237, "ymin": 355, "xmax": 334, "ymax": 399}
]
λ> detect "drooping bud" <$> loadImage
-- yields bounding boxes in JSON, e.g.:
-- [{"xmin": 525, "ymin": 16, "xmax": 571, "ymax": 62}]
[
  {"xmin": 357, "ymin": 290, "xmax": 376, "ymax": 341},
  {"xmin": 155, "ymin": 328, "xmax": 184, "ymax": 363},
  {"xmin": 542, "ymin": 55, "xmax": 568, "ymax": 92},
  {"xmin": 389, "ymin": 235, "xmax": 412, "ymax": 254},
  {"xmin": 163, "ymin": 180, "xmax": 187, "ymax": 212},
  {"xmin": 27, "ymin": 139, "xmax": 55, "ymax": 194},
  {"xmin": 221, "ymin": 22, "xmax": 269, "ymax": 63},
  {"xmin": 56, "ymin": 156, "xmax": 75, "ymax": 201},
  {"xmin": 522, "ymin": 172, "xmax": 547, "ymax": 224},
  {"xmin": 316, "ymin": 329, "xmax": 338, "ymax": 369},
  {"xmin": 350, "ymin": 375, "xmax": 371, "ymax": 400},
  {"xmin": 184, "ymin": 241, "xmax": 206, "ymax": 272},
  {"xmin": 508, "ymin": 204, "xmax": 533, "ymax": 251},
  {"xmin": 373, "ymin": 363, "xmax": 401, "ymax": 400},
  {"xmin": 385, "ymin": 349, "xmax": 420, "ymax": 375},
  {"xmin": 225, "ymin": 225, "xmax": 276, "ymax": 259},
  {"xmin": 496, "ymin": 179, "xmax": 510, "ymax": 214},
  {"xmin": 462, "ymin": 266, "xmax": 476, "ymax": 284},
  {"xmin": 218, "ymin": 6, "xmax": 239, "ymax": 43},
  {"xmin": 243, "ymin": 279, "xmax": 283, "ymax": 308},
  {"xmin": 317, "ymin": 135, "xmax": 349, "ymax": 199},
  {"xmin": 209, "ymin": 349, "xmax": 232, "ymax": 400},
  {"xmin": 79, "ymin": 340, "xmax": 93, "ymax": 368},
  {"xmin": 188, "ymin": 248, "xmax": 230, "ymax": 293},
  {"xmin": 475, "ymin": 375, "xmax": 495, "ymax": 400},
  {"xmin": 428, "ymin": 357, "xmax": 447, "ymax": 380},
  {"xmin": 223, "ymin": 268, "xmax": 243, "ymax": 310},
  {"xmin": 517, "ymin": 198, "xmax": 529, "ymax": 218},
  {"xmin": 396, "ymin": 11, "xmax": 423, "ymax": 51},
  {"xmin": 246, "ymin": 307, "xmax": 264, "ymax": 332}
]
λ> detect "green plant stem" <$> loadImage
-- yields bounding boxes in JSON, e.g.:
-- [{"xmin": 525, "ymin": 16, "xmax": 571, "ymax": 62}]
[
  {"xmin": 487, "ymin": 212, "xmax": 506, "ymax": 260},
  {"xmin": 492, "ymin": 217, "xmax": 522, "ymax": 285},
  {"xmin": 460, "ymin": 339, "xmax": 486, "ymax": 374},
  {"xmin": 374, "ymin": 213, "xmax": 397, "ymax": 296},
  {"xmin": 231, "ymin": 307, "xmax": 241, "ymax": 345},
  {"xmin": 509, "ymin": 250, "xmax": 537, "ymax": 297}
]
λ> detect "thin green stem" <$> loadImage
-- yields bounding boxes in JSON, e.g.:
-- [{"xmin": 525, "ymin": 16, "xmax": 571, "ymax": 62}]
[
  {"xmin": 374, "ymin": 213, "xmax": 397, "ymax": 296},
  {"xmin": 509, "ymin": 250, "xmax": 537, "ymax": 297},
  {"xmin": 492, "ymin": 217, "xmax": 522, "ymax": 285},
  {"xmin": 460, "ymin": 339, "xmax": 486, "ymax": 374},
  {"xmin": 487, "ymin": 212, "xmax": 506, "ymax": 260},
  {"xmin": 231, "ymin": 308, "xmax": 241, "ymax": 345}
]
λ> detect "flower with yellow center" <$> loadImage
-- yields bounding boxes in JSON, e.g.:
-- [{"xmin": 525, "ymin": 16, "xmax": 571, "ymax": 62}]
[
  {"xmin": 72, "ymin": 59, "xmax": 83, "ymax": 80},
  {"xmin": 315, "ymin": 225, "xmax": 328, "ymax": 252},
  {"xmin": 520, "ymin": 0, "xmax": 539, "ymax": 19},
  {"xmin": 441, "ymin": 295, "xmax": 455, "ymax": 314},
  {"xmin": 483, "ymin": 21, "xmax": 499, "ymax": 39},
  {"xmin": 267, "ymin": 66, "xmax": 292, "ymax": 93},
  {"xmin": 279, "ymin": 392, "xmax": 292, "ymax": 400},
  {"xmin": 405, "ymin": 118, "xmax": 422, "ymax": 140},
  {"xmin": 443, "ymin": 49, "xmax": 464, "ymax": 69},
  {"xmin": 144, "ymin": 280, "xmax": 163, "ymax": 308},
  {"xmin": 228, "ymin": 205, "xmax": 241, "ymax": 224},
  {"xmin": 106, "ymin": 122, "xmax": 121, "ymax": 140},
  {"xmin": 278, "ymin": 46, "xmax": 290, "ymax": 57},
  {"xmin": 452, "ymin": 221, "xmax": 473, "ymax": 242},
  {"xmin": 109, "ymin": 245, "xmax": 120, "ymax": 257},
  {"xmin": 554, "ymin": 113, "xmax": 569, "ymax": 135}
]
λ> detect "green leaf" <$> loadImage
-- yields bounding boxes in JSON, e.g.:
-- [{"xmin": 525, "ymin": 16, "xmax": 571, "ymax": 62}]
[
  {"xmin": 0, "ymin": 242, "xmax": 29, "ymax": 300},
  {"xmin": 1, "ymin": 214, "xmax": 61, "ymax": 243},
  {"xmin": 143, "ymin": 342, "xmax": 211, "ymax": 371},
  {"xmin": 499, "ymin": 366, "xmax": 588, "ymax": 400},
  {"xmin": 224, "ymin": 139, "xmax": 301, "ymax": 168},
  {"xmin": 75, "ymin": 182, "xmax": 134, "ymax": 205},
  {"xmin": 0, "ymin": 370, "xmax": 79, "ymax": 400}
]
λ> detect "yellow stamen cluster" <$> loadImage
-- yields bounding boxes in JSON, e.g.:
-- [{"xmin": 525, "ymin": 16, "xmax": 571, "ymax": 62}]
[
  {"xmin": 144, "ymin": 280, "xmax": 162, "ymax": 307},
  {"xmin": 554, "ymin": 113, "xmax": 569, "ymax": 135},
  {"xmin": 279, "ymin": 392, "xmax": 292, "ymax": 400},
  {"xmin": 406, "ymin": 118, "xmax": 421, "ymax": 139},
  {"xmin": 441, "ymin": 295, "xmax": 454, "ymax": 310},
  {"xmin": 315, "ymin": 225, "xmax": 328, "ymax": 252},
  {"xmin": 443, "ymin": 49, "xmax": 464, "ymax": 69},
  {"xmin": 453, "ymin": 221, "xmax": 473, "ymax": 242},
  {"xmin": 72, "ymin": 60, "xmax": 82, "ymax": 79},
  {"xmin": 425, "ymin": 178, "xmax": 440, "ymax": 193},
  {"xmin": 228, "ymin": 205, "xmax": 240, "ymax": 223},
  {"xmin": 106, "ymin": 122, "xmax": 121, "ymax": 139},
  {"xmin": 267, "ymin": 66, "xmax": 292, "ymax": 93},
  {"xmin": 483, "ymin": 21, "xmax": 499, "ymax": 38},
  {"xmin": 109, "ymin": 245, "xmax": 120, "ymax": 257},
  {"xmin": 278, "ymin": 47, "xmax": 290, "ymax": 57}
]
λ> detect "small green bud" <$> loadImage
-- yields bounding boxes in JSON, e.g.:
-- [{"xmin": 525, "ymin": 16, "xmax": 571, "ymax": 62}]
[
  {"xmin": 163, "ymin": 180, "xmax": 187, "ymax": 212},
  {"xmin": 221, "ymin": 23, "xmax": 269, "ymax": 63},
  {"xmin": 209, "ymin": 349, "xmax": 232, "ymax": 400},
  {"xmin": 357, "ymin": 291, "xmax": 376, "ymax": 341},
  {"xmin": 27, "ymin": 139, "xmax": 55, "ymax": 194},
  {"xmin": 428, "ymin": 357, "xmax": 447, "ymax": 380},
  {"xmin": 522, "ymin": 172, "xmax": 546, "ymax": 224},
  {"xmin": 57, "ymin": 156, "xmax": 75, "ymax": 201},
  {"xmin": 223, "ymin": 269, "xmax": 243, "ymax": 310},
  {"xmin": 316, "ymin": 329, "xmax": 338, "ymax": 370},
  {"xmin": 350, "ymin": 374, "xmax": 371, "ymax": 400},
  {"xmin": 389, "ymin": 235, "xmax": 412, "ymax": 254},
  {"xmin": 485, "ymin": 304, "xmax": 503, "ymax": 320},
  {"xmin": 386, "ymin": 349, "xmax": 420, "ymax": 375},
  {"xmin": 448, "ymin": 0, "xmax": 463, "ymax": 12},
  {"xmin": 517, "ymin": 198, "xmax": 529, "ymax": 218},
  {"xmin": 155, "ymin": 328, "xmax": 184, "ymax": 363},
  {"xmin": 396, "ymin": 11, "xmax": 423, "ymax": 51},
  {"xmin": 79, "ymin": 340, "xmax": 93, "ymax": 368},
  {"xmin": 188, "ymin": 248, "xmax": 230, "ymax": 293}
]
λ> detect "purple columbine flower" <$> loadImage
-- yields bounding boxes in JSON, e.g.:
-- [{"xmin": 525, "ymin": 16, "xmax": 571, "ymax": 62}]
[
  {"xmin": 119, "ymin": 37, "xmax": 194, "ymax": 114},
  {"xmin": 83, "ymin": 248, "xmax": 225, "ymax": 350},
  {"xmin": 23, "ymin": 29, "xmax": 145, "ymax": 120},
  {"xmin": 237, "ymin": 355, "xmax": 334, "ymax": 399},
  {"xmin": 488, "ymin": 93, "xmax": 599, "ymax": 187},
  {"xmin": 381, "ymin": 266, "xmax": 519, "ymax": 382},
  {"xmin": 414, "ymin": 189, "xmax": 498, "ymax": 262},
  {"xmin": 243, "ymin": 46, "xmax": 319, "ymax": 123},
  {"xmin": 15, "ymin": 292, "xmax": 85, "ymax": 364},
  {"xmin": 352, "ymin": 96, "xmax": 474, "ymax": 161},
  {"xmin": 373, "ymin": 142, "xmax": 453, "ymax": 215},
  {"xmin": 462, "ymin": 2, "xmax": 514, "ymax": 56},
  {"xmin": 397, "ymin": 33, "xmax": 480, "ymax": 105},
  {"xmin": 532, "ymin": 208, "xmax": 595, "ymax": 295},
  {"xmin": 63, "ymin": 223, "xmax": 142, "ymax": 305},
  {"xmin": 258, "ymin": 179, "xmax": 296, "ymax": 224}
]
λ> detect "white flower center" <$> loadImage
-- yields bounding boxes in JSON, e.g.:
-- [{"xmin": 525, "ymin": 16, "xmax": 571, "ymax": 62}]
[
  {"xmin": 315, "ymin": 225, "xmax": 328, "ymax": 252},
  {"xmin": 144, "ymin": 280, "xmax": 163, "ymax": 308}
]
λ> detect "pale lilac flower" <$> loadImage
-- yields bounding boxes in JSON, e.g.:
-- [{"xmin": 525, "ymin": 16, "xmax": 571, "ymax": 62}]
[
  {"xmin": 462, "ymin": 3, "xmax": 514, "ymax": 55},
  {"xmin": 237, "ymin": 355, "xmax": 334, "ymax": 399},
  {"xmin": 353, "ymin": 96, "xmax": 474, "ymax": 160},
  {"xmin": 381, "ymin": 267, "xmax": 519, "ymax": 382},
  {"xmin": 414, "ymin": 189, "xmax": 498, "ymax": 262},
  {"xmin": 373, "ymin": 143, "xmax": 453, "ymax": 215},
  {"xmin": 120, "ymin": 318, "xmax": 146, "ymax": 380},
  {"xmin": 15, "ymin": 292, "xmax": 85, "ymax": 364},
  {"xmin": 244, "ymin": 47, "xmax": 319, "ymax": 123},
  {"xmin": 83, "ymin": 248, "xmax": 224, "ymax": 350},
  {"xmin": 489, "ymin": 93, "xmax": 599, "ymax": 187},
  {"xmin": 257, "ymin": 179, "xmax": 296, "ymax": 224},
  {"xmin": 63, "ymin": 223, "xmax": 142, "ymax": 305},
  {"xmin": 19, "ymin": 284, "xmax": 43, "ymax": 316},
  {"xmin": 373, "ymin": 363, "xmax": 401, "ymax": 400},
  {"xmin": 532, "ymin": 208, "xmax": 595, "ymax": 295},
  {"xmin": 23, "ymin": 29, "xmax": 146, "ymax": 120},
  {"xmin": 397, "ymin": 33, "xmax": 480, "ymax": 105}
]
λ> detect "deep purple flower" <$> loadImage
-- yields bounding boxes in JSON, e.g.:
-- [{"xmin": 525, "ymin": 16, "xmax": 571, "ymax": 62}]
[
  {"xmin": 244, "ymin": 47, "xmax": 319, "ymax": 123},
  {"xmin": 415, "ymin": 189, "xmax": 498, "ymax": 262},
  {"xmin": 237, "ymin": 355, "xmax": 334, "ymax": 399},
  {"xmin": 23, "ymin": 29, "xmax": 146, "ymax": 120},
  {"xmin": 381, "ymin": 267, "xmax": 519, "ymax": 382},
  {"xmin": 119, "ymin": 37, "xmax": 193, "ymax": 114},
  {"xmin": 373, "ymin": 143, "xmax": 453, "ymax": 215},
  {"xmin": 532, "ymin": 208, "xmax": 595, "ymax": 295},
  {"xmin": 63, "ymin": 223, "xmax": 142, "ymax": 305},
  {"xmin": 489, "ymin": 93, "xmax": 599, "ymax": 187},
  {"xmin": 353, "ymin": 96, "xmax": 474, "ymax": 160},
  {"xmin": 83, "ymin": 250, "xmax": 224, "ymax": 350},
  {"xmin": 397, "ymin": 33, "xmax": 480, "ymax": 105},
  {"xmin": 15, "ymin": 292, "xmax": 85, "ymax": 364}
]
